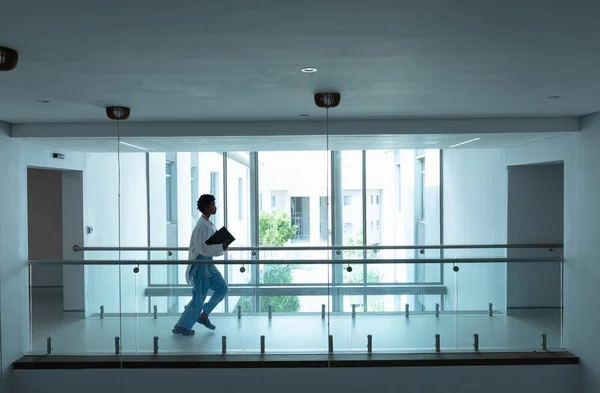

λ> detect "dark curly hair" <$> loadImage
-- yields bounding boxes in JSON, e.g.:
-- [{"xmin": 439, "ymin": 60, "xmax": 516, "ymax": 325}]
[{"xmin": 197, "ymin": 194, "xmax": 216, "ymax": 214}]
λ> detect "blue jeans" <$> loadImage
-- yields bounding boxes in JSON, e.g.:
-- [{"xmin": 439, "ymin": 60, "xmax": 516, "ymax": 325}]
[{"xmin": 176, "ymin": 266, "xmax": 228, "ymax": 329}]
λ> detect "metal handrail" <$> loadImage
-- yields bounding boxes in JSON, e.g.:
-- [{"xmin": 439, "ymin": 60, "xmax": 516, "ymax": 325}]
[
  {"xmin": 72, "ymin": 243, "xmax": 563, "ymax": 252},
  {"xmin": 28, "ymin": 257, "xmax": 564, "ymax": 266}
]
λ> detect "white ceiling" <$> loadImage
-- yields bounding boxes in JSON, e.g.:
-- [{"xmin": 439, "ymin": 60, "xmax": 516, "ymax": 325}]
[
  {"xmin": 1, "ymin": 0, "xmax": 600, "ymax": 123},
  {"xmin": 28, "ymin": 132, "xmax": 567, "ymax": 153}
]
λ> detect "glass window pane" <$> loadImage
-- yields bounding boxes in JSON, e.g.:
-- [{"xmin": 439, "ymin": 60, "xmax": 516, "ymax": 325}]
[
  {"xmin": 339, "ymin": 151, "xmax": 365, "ymax": 283},
  {"xmin": 258, "ymin": 151, "xmax": 331, "ymax": 288},
  {"xmin": 226, "ymin": 152, "xmax": 251, "ymax": 286},
  {"xmin": 365, "ymin": 150, "xmax": 441, "ymax": 297}
]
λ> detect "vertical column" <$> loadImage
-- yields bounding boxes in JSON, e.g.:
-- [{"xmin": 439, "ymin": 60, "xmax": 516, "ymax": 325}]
[
  {"xmin": 249, "ymin": 152, "xmax": 260, "ymax": 307},
  {"xmin": 331, "ymin": 151, "xmax": 344, "ymax": 312},
  {"xmin": 309, "ymin": 194, "xmax": 321, "ymax": 245},
  {"xmin": 361, "ymin": 150, "xmax": 368, "ymax": 308},
  {"xmin": 249, "ymin": 152, "xmax": 259, "ymax": 249},
  {"xmin": 62, "ymin": 171, "xmax": 86, "ymax": 317}
]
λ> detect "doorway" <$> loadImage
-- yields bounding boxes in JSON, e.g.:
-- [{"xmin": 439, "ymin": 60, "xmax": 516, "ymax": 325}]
[
  {"xmin": 506, "ymin": 162, "xmax": 564, "ymax": 311},
  {"xmin": 27, "ymin": 168, "xmax": 85, "ymax": 317}
]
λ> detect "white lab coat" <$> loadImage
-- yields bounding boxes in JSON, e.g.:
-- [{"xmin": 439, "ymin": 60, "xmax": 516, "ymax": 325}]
[{"xmin": 184, "ymin": 216, "xmax": 224, "ymax": 285}]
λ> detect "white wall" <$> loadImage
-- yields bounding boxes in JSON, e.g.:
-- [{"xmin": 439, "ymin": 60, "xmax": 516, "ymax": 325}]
[
  {"xmin": 565, "ymin": 113, "xmax": 600, "ymax": 393},
  {"xmin": 27, "ymin": 168, "xmax": 64, "ymax": 287},
  {"xmin": 507, "ymin": 163, "xmax": 563, "ymax": 309},
  {"xmin": 503, "ymin": 132, "xmax": 599, "ymax": 388},
  {"xmin": 442, "ymin": 149, "xmax": 508, "ymax": 312},
  {"xmin": 13, "ymin": 365, "xmax": 580, "ymax": 393},
  {"xmin": 84, "ymin": 153, "xmax": 148, "ymax": 315},
  {"xmin": 0, "ymin": 124, "xmax": 87, "ymax": 391},
  {"xmin": 62, "ymin": 170, "xmax": 86, "ymax": 315}
]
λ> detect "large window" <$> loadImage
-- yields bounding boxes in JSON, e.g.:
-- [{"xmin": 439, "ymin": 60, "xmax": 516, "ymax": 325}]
[
  {"xmin": 124, "ymin": 149, "xmax": 444, "ymax": 315},
  {"xmin": 255, "ymin": 151, "xmax": 332, "ymax": 313}
]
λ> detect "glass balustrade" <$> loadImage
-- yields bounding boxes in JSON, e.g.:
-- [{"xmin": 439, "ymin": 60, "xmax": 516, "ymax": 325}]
[{"xmin": 27, "ymin": 246, "xmax": 563, "ymax": 356}]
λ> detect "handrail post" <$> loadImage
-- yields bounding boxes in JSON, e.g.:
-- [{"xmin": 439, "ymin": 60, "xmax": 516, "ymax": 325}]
[
  {"xmin": 541, "ymin": 333, "xmax": 547, "ymax": 351},
  {"xmin": 473, "ymin": 334, "xmax": 479, "ymax": 352},
  {"xmin": 115, "ymin": 337, "xmax": 121, "ymax": 355},
  {"xmin": 222, "ymin": 336, "xmax": 227, "ymax": 354},
  {"xmin": 153, "ymin": 305, "xmax": 158, "ymax": 319},
  {"xmin": 153, "ymin": 336, "xmax": 159, "ymax": 355},
  {"xmin": 435, "ymin": 303, "xmax": 440, "ymax": 317},
  {"xmin": 367, "ymin": 335, "xmax": 372, "ymax": 354},
  {"xmin": 435, "ymin": 334, "xmax": 441, "ymax": 352},
  {"xmin": 260, "ymin": 335, "xmax": 265, "ymax": 354},
  {"xmin": 47, "ymin": 337, "xmax": 53, "ymax": 355}
]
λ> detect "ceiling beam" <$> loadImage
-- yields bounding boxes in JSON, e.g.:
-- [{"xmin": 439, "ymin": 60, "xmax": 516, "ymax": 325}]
[{"xmin": 11, "ymin": 117, "xmax": 579, "ymax": 139}]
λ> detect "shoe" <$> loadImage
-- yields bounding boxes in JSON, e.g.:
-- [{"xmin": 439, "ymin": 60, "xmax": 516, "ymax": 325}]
[
  {"xmin": 172, "ymin": 325, "xmax": 195, "ymax": 336},
  {"xmin": 197, "ymin": 317, "xmax": 216, "ymax": 330}
]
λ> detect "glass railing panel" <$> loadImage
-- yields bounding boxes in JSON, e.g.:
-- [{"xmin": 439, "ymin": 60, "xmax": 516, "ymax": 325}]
[
  {"xmin": 29, "ymin": 260, "xmax": 123, "ymax": 355},
  {"xmin": 146, "ymin": 261, "xmax": 248, "ymax": 355},
  {"xmin": 455, "ymin": 258, "xmax": 563, "ymax": 352},
  {"xmin": 340, "ymin": 258, "xmax": 456, "ymax": 353},
  {"xmin": 238, "ymin": 258, "xmax": 330, "ymax": 353},
  {"xmin": 28, "ymin": 249, "xmax": 564, "ymax": 356}
]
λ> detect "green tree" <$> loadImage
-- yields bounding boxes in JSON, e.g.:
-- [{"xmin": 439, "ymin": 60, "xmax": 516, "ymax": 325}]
[
  {"xmin": 343, "ymin": 229, "xmax": 384, "ymax": 312},
  {"xmin": 259, "ymin": 210, "xmax": 298, "ymax": 247},
  {"xmin": 237, "ymin": 209, "xmax": 300, "ymax": 313}
]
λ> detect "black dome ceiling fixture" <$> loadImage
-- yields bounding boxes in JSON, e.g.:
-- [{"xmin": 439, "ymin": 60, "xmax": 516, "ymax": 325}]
[
  {"xmin": 314, "ymin": 92, "xmax": 341, "ymax": 109},
  {"xmin": 0, "ymin": 46, "xmax": 19, "ymax": 71},
  {"xmin": 106, "ymin": 106, "xmax": 131, "ymax": 121}
]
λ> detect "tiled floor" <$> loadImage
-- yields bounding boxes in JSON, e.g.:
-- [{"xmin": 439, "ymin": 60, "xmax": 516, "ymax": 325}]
[{"xmin": 30, "ymin": 291, "xmax": 562, "ymax": 355}]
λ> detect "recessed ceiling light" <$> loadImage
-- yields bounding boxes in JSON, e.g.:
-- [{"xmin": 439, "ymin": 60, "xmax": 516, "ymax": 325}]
[
  {"xmin": 119, "ymin": 141, "xmax": 148, "ymax": 151},
  {"xmin": 548, "ymin": 96, "xmax": 561, "ymax": 99},
  {"xmin": 450, "ymin": 137, "xmax": 481, "ymax": 148},
  {"xmin": 299, "ymin": 114, "xmax": 310, "ymax": 117},
  {"xmin": 37, "ymin": 99, "xmax": 50, "ymax": 104},
  {"xmin": 301, "ymin": 67, "xmax": 318, "ymax": 73}
]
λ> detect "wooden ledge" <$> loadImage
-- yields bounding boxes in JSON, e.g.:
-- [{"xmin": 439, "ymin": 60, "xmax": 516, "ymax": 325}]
[{"xmin": 14, "ymin": 351, "xmax": 578, "ymax": 370}]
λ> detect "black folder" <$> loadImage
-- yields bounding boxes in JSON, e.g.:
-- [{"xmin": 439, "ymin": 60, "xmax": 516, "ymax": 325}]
[{"xmin": 205, "ymin": 226, "xmax": 236, "ymax": 245}]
